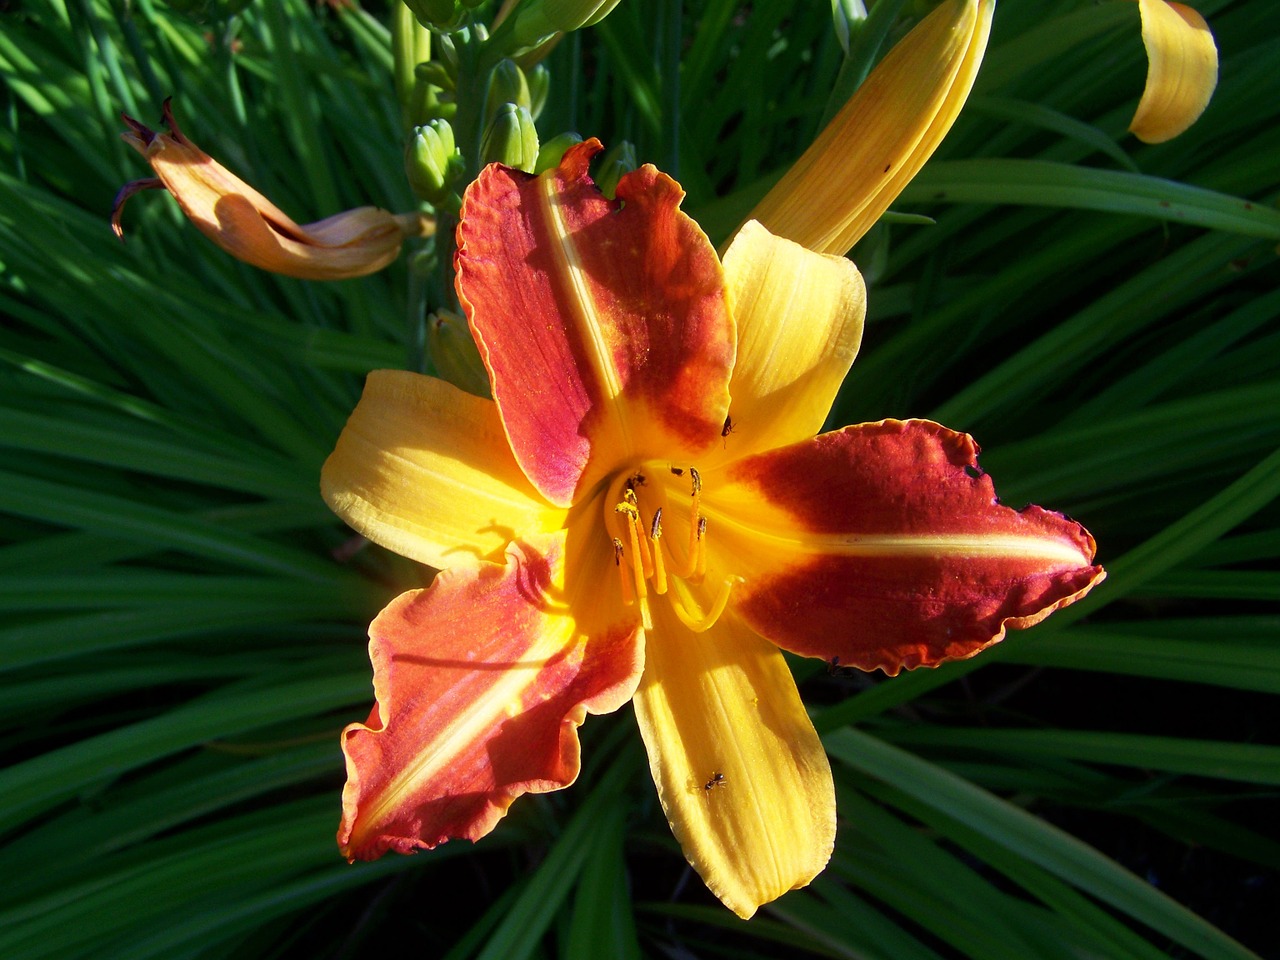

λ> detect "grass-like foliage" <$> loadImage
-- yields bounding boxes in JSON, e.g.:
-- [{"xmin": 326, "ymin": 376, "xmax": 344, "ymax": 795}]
[{"xmin": 1, "ymin": 0, "xmax": 1277, "ymax": 957}]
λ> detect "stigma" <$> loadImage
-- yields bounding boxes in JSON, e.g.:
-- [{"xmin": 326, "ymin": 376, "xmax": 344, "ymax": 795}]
[{"xmin": 604, "ymin": 466, "xmax": 738, "ymax": 633}]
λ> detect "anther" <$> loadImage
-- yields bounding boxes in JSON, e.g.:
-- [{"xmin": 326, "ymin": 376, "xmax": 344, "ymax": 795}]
[
  {"xmin": 649, "ymin": 507, "xmax": 663, "ymax": 540},
  {"xmin": 689, "ymin": 467, "xmax": 702, "ymax": 496}
]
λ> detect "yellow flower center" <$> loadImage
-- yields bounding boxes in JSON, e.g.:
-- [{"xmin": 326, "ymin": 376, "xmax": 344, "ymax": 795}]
[{"xmin": 603, "ymin": 465, "xmax": 742, "ymax": 633}]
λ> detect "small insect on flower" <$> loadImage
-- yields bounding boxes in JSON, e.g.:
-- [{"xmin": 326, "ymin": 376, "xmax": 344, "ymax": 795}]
[
  {"xmin": 704, "ymin": 771, "xmax": 727, "ymax": 792},
  {"xmin": 721, "ymin": 414, "xmax": 735, "ymax": 438},
  {"xmin": 826, "ymin": 656, "xmax": 857, "ymax": 678}
]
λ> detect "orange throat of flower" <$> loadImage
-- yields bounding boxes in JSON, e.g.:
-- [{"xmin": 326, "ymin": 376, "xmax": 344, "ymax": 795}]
[{"xmin": 604, "ymin": 465, "xmax": 742, "ymax": 634}]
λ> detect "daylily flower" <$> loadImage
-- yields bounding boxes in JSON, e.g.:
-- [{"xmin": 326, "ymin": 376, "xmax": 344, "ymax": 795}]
[
  {"xmin": 1130, "ymin": 0, "xmax": 1218, "ymax": 144},
  {"xmin": 321, "ymin": 141, "xmax": 1104, "ymax": 917},
  {"xmin": 113, "ymin": 100, "xmax": 432, "ymax": 280}
]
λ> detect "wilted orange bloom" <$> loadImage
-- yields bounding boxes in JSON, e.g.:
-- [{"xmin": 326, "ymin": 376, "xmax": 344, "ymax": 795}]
[{"xmin": 113, "ymin": 100, "xmax": 431, "ymax": 280}]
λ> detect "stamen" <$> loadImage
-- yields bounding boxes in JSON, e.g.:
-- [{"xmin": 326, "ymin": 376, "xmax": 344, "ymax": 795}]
[
  {"xmin": 649, "ymin": 507, "xmax": 667, "ymax": 595},
  {"xmin": 684, "ymin": 468, "xmax": 703, "ymax": 579},
  {"xmin": 619, "ymin": 502, "xmax": 652, "ymax": 631},
  {"xmin": 612, "ymin": 537, "xmax": 634, "ymax": 605},
  {"xmin": 694, "ymin": 516, "xmax": 708, "ymax": 581},
  {"xmin": 620, "ymin": 489, "xmax": 654, "ymax": 575}
]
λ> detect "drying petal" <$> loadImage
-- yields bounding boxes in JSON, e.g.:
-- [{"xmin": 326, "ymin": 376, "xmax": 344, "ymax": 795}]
[
  {"xmin": 718, "ymin": 221, "xmax": 866, "ymax": 460},
  {"xmin": 114, "ymin": 101, "xmax": 430, "ymax": 280},
  {"xmin": 456, "ymin": 140, "xmax": 734, "ymax": 507},
  {"xmin": 632, "ymin": 604, "xmax": 834, "ymax": 919},
  {"xmin": 742, "ymin": 0, "xmax": 994, "ymax": 255},
  {"xmin": 340, "ymin": 530, "xmax": 642, "ymax": 859},
  {"xmin": 322, "ymin": 370, "xmax": 563, "ymax": 570},
  {"xmin": 1129, "ymin": 0, "xmax": 1218, "ymax": 143},
  {"xmin": 709, "ymin": 420, "xmax": 1104, "ymax": 675}
]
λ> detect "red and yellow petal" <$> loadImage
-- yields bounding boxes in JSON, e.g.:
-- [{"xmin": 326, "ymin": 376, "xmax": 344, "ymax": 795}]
[
  {"xmin": 632, "ymin": 604, "xmax": 834, "ymax": 919},
  {"xmin": 321, "ymin": 370, "xmax": 564, "ymax": 570},
  {"xmin": 706, "ymin": 420, "xmax": 1104, "ymax": 675},
  {"xmin": 717, "ymin": 221, "xmax": 866, "ymax": 461},
  {"xmin": 456, "ymin": 141, "xmax": 734, "ymax": 507},
  {"xmin": 1129, "ymin": 0, "xmax": 1218, "ymax": 144},
  {"xmin": 339, "ymin": 530, "xmax": 642, "ymax": 860}
]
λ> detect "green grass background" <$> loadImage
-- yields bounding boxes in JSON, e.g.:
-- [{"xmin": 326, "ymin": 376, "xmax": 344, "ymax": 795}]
[{"xmin": 1, "ymin": 0, "xmax": 1277, "ymax": 957}]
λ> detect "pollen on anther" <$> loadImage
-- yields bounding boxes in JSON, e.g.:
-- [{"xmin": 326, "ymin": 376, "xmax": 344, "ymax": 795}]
[
  {"xmin": 650, "ymin": 507, "xmax": 663, "ymax": 540},
  {"xmin": 689, "ymin": 466, "xmax": 702, "ymax": 496}
]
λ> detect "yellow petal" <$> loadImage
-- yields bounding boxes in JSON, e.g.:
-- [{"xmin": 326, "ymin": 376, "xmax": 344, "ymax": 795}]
[
  {"xmin": 114, "ymin": 102, "xmax": 431, "ymax": 280},
  {"xmin": 632, "ymin": 604, "xmax": 835, "ymax": 919},
  {"xmin": 1129, "ymin": 0, "xmax": 1218, "ymax": 144},
  {"xmin": 321, "ymin": 370, "xmax": 564, "ymax": 569},
  {"xmin": 742, "ymin": 0, "xmax": 994, "ymax": 255},
  {"xmin": 718, "ymin": 221, "xmax": 866, "ymax": 460}
]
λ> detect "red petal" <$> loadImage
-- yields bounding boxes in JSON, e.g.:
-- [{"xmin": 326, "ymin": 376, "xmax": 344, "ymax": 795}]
[
  {"xmin": 456, "ymin": 141, "xmax": 734, "ymax": 507},
  {"xmin": 339, "ymin": 531, "xmax": 642, "ymax": 858},
  {"xmin": 715, "ymin": 420, "xmax": 1104, "ymax": 675}
]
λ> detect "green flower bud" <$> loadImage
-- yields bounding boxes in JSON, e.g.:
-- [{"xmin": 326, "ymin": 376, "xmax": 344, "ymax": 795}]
[
  {"xmin": 415, "ymin": 60, "xmax": 455, "ymax": 93},
  {"xmin": 480, "ymin": 104, "xmax": 540, "ymax": 173},
  {"xmin": 594, "ymin": 140, "xmax": 637, "ymax": 199},
  {"xmin": 534, "ymin": 131, "xmax": 583, "ymax": 173},
  {"xmin": 830, "ymin": 0, "xmax": 868, "ymax": 56},
  {"xmin": 486, "ymin": 60, "xmax": 531, "ymax": 117},
  {"xmin": 402, "ymin": 0, "xmax": 462, "ymax": 30},
  {"xmin": 526, "ymin": 64, "xmax": 550, "ymax": 121},
  {"xmin": 406, "ymin": 120, "xmax": 463, "ymax": 205},
  {"xmin": 428, "ymin": 310, "xmax": 490, "ymax": 397},
  {"xmin": 493, "ymin": 0, "xmax": 623, "ymax": 54}
]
